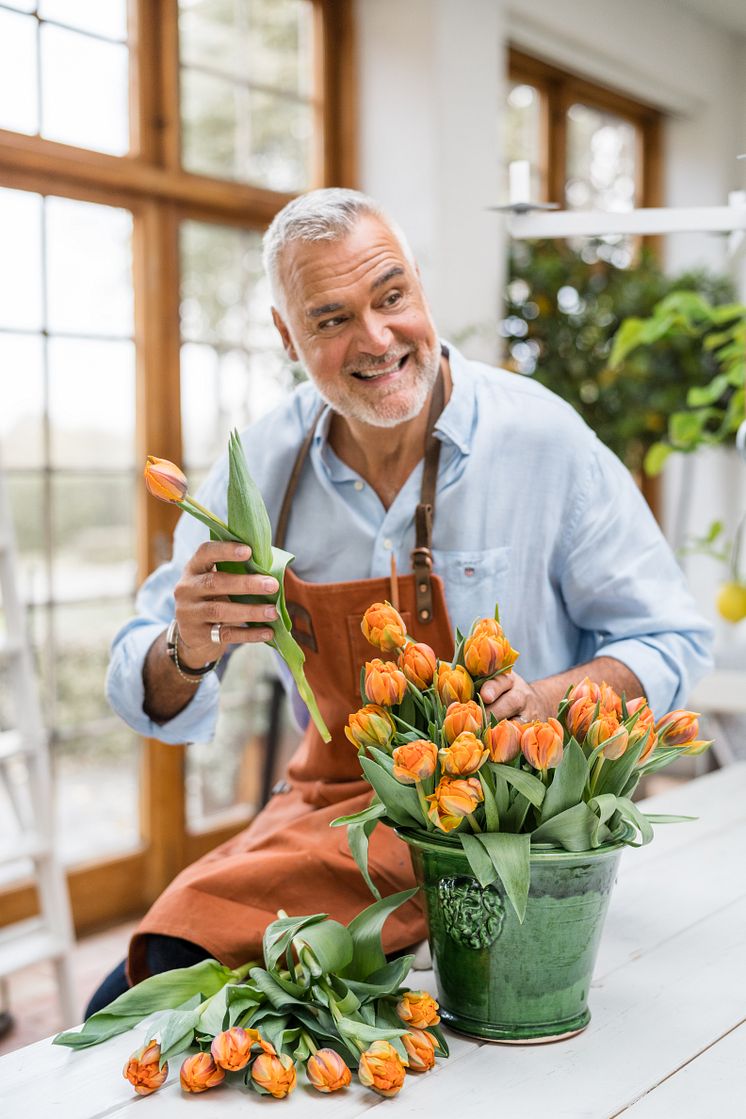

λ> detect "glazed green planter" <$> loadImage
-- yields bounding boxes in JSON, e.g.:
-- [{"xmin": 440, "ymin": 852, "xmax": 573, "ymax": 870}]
[{"xmin": 399, "ymin": 827, "xmax": 627, "ymax": 1043}]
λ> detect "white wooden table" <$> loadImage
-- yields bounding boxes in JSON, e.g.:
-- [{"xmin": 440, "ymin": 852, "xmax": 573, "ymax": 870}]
[{"xmin": 1, "ymin": 766, "xmax": 744, "ymax": 1118}]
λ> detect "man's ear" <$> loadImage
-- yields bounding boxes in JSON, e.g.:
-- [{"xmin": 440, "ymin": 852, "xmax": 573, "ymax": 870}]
[{"xmin": 271, "ymin": 307, "xmax": 299, "ymax": 361}]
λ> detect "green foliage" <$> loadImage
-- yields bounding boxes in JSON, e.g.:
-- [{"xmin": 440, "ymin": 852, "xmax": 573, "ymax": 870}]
[{"xmin": 504, "ymin": 240, "xmax": 736, "ymax": 472}]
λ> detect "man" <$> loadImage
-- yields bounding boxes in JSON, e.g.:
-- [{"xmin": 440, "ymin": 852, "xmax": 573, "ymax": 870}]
[{"xmin": 91, "ymin": 188, "xmax": 712, "ymax": 1014}]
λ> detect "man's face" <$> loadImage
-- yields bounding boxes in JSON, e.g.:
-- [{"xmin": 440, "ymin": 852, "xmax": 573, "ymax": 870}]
[{"xmin": 272, "ymin": 214, "xmax": 441, "ymax": 429}]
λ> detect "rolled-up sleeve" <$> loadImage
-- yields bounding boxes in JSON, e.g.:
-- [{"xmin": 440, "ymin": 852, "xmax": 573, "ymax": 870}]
[{"xmin": 559, "ymin": 440, "xmax": 713, "ymax": 713}]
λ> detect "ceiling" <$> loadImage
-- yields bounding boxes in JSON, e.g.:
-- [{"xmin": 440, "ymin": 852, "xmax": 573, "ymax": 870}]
[{"xmin": 673, "ymin": 0, "xmax": 746, "ymax": 37}]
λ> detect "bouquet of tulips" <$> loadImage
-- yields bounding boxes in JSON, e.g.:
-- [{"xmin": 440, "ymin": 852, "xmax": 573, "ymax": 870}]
[
  {"xmin": 334, "ymin": 602, "xmax": 712, "ymax": 921},
  {"xmin": 144, "ymin": 434, "xmax": 330, "ymax": 742},
  {"xmin": 54, "ymin": 891, "xmax": 448, "ymax": 1100}
]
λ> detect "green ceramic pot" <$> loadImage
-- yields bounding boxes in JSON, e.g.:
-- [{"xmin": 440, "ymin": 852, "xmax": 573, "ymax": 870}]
[{"xmin": 398, "ymin": 827, "xmax": 628, "ymax": 1043}]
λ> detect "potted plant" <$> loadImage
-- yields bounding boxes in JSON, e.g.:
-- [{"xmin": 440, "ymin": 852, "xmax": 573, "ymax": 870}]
[{"xmin": 335, "ymin": 602, "xmax": 712, "ymax": 1043}]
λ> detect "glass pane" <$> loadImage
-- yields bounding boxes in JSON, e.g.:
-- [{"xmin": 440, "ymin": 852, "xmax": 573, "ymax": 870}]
[
  {"xmin": 55, "ymin": 726, "xmax": 140, "ymax": 863},
  {"xmin": 179, "ymin": 0, "xmax": 312, "ymax": 93},
  {"xmin": 181, "ymin": 70, "xmax": 312, "ymax": 191},
  {"xmin": 505, "ymin": 82, "xmax": 543, "ymax": 201},
  {"xmin": 566, "ymin": 103, "xmax": 638, "ymax": 213},
  {"xmin": 40, "ymin": 24, "xmax": 128, "ymax": 155},
  {"xmin": 0, "ymin": 334, "xmax": 44, "ymax": 468},
  {"xmin": 0, "ymin": 10, "xmax": 38, "ymax": 136},
  {"xmin": 180, "ymin": 220, "xmax": 266, "ymax": 346},
  {"xmin": 46, "ymin": 197, "xmax": 133, "ymax": 336},
  {"xmin": 51, "ymin": 477, "xmax": 137, "ymax": 603},
  {"xmin": 48, "ymin": 337, "xmax": 136, "ymax": 468},
  {"xmin": 0, "ymin": 188, "xmax": 43, "ymax": 332},
  {"xmin": 5, "ymin": 473, "xmax": 49, "ymax": 607},
  {"xmin": 52, "ymin": 598, "xmax": 135, "ymax": 724},
  {"xmin": 39, "ymin": 0, "xmax": 128, "ymax": 40},
  {"xmin": 186, "ymin": 643, "xmax": 300, "ymax": 828}
]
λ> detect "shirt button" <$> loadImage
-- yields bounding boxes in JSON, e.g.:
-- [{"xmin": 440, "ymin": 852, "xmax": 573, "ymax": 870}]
[
  {"xmin": 383, "ymin": 538, "xmax": 393, "ymax": 550},
  {"xmin": 354, "ymin": 480, "xmax": 364, "ymax": 491}
]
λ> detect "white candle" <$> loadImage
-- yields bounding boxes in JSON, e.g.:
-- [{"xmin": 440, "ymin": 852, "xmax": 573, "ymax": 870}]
[{"xmin": 509, "ymin": 160, "xmax": 531, "ymax": 205}]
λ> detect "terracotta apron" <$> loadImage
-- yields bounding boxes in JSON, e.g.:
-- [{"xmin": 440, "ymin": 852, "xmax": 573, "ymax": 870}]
[{"xmin": 128, "ymin": 370, "xmax": 454, "ymax": 983}]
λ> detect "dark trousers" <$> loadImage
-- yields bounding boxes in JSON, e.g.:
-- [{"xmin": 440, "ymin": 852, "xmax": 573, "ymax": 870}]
[{"xmin": 84, "ymin": 934, "xmax": 211, "ymax": 1019}]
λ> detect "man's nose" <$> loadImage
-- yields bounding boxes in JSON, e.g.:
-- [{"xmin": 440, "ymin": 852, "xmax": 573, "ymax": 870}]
[{"xmin": 356, "ymin": 312, "xmax": 393, "ymax": 355}]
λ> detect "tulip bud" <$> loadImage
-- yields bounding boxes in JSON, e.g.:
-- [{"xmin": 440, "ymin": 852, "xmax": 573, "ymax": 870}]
[
  {"xmin": 483, "ymin": 718, "xmax": 523, "ymax": 763},
  {"xmin": 626, "ymin": 697, "xmax": 657, "ymax": 763},
  {"xmin": 211, "ymin": 1026, "xmax": 262, "ymax": 1071},
  {"xmin": 306, "ymin": 1048, "xmax": 352, "ymax": 1093},
  {"xmin": 443, "ymin": 700, "xmax": 483, "ymax": 743},
  {"xmin": 464, "ymin": 632, "xmax": 519, "ymax": 678},
  {"xmin": 586, "ymin": 712, "xmax": 629, "ymax": 760},
  {"xmin": 396, "ymin": 990, "xmax": 441, "ymax": 1028},
  {"xmin": 599, "ymin": 682, "xmax": 622, "ymax": 717},
  {"xmin": 361, "ymin": 602, "xmax": 408, "ymax": 651},
  {"xmin": 398, "ymin": 641, "xmax": 437, "ymax": 689},
  {"xmin": 567, "ymin": 676, "xmax": 601, "ymax": 705},
  {"xmin": 520, "ymin": 718, "xmax": 564, "ymax": 771},
  {"xmin": 392, "ymin": 739, "xmax": 438, "ymax": 784},
  {"xmin": 439, "ymin": 731, "xmax": 489, "ymax": 776},
  {"xmin": 435, "ymin": 662, "xmax": 474, "ymax": 705},
  {"xmin": 655, "ymin": 709, "xmax": 702, "ymax": 748},
  {"xmin": 144, "ymin": 456, "xmax": 187, "ymax": 504},
  {"xmin": 357, "ymin": 1040, "xmax": 407, "ymax": 1098},
  {"xmin": 344, "ymin": 704, "xmax": 396, "ymax": 752},
  {"xmin": 470, "ymin": 616, "xmax": 503, "ymax": 639},
  {"xmin": 566, "ymin": 696, "xmax": 597, "ymax": 742},
  {"xmin": 364, "ymin": 659, "xmax": 408, "ymax": 706},
  {"xmin": 426, "ymin": 776, "xmax": 483, "ymax": 832},
  {"xmin": 123, "ymin": 1040, "xmax": 168, "ymax": 1096},
  {"xmin": 402, "ymin": 1028, "xmax": 437, "ymax": 1072},
  {"xmin": 180, "ymin": 1053, "xmax": 225, "ymax": 1093},
  {"xmin": 251, "ymin": 1052, "xmax": 297, "ymax": 1098}
]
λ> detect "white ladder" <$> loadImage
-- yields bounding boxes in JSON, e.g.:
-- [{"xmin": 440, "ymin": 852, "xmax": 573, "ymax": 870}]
[{"xmin": 0, "ymin": 459, "xmax": 76, "ymax": 1027}]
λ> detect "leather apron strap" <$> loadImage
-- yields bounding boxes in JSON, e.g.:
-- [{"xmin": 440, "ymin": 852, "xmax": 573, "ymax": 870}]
[{"xmin": 275, "ymin": 357, "xmax": 446, "ymax": 623}]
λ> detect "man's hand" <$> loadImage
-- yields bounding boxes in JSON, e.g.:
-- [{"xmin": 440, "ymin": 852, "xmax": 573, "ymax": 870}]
[
  {"xmin": 480, "ymin": 671, "xmax": 551, "ymax": 723},
  {"xmin": 174, "ymin": 541, "xmax": 280, "ymax": 669}
]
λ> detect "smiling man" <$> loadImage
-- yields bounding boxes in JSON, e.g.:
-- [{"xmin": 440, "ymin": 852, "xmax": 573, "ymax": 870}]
[{"xmin": 94, "ymin": 188, "xmax": 712, "ymax": 1013}]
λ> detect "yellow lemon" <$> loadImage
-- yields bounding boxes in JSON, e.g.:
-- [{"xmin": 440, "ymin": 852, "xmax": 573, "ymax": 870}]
[{"xmin": 716, "ymin": 581, "xmax": 746, "ymax": 623}]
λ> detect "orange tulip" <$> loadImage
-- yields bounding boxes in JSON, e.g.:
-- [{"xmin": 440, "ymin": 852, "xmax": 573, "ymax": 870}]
[
  {"xmin": 402, "ymin": 1029, "xmax": 437, "ymax": 1072},
  {"xmin": 484, "ymin": 719, "xmax": 523, "ymax": 763},
  {"xmin": 470, "ymin": 617, "xmax": 503, "ymax": 639},
  {"xmin": 123, "ymin": 1040, "xmax": 168, "ymax": 1096},
  {"xmin": 439, "ymin": 731, "xmax": 489, "ymax": 776},
  {"xmin": 599, "ymin": 682, "xmax": 622, "ymax": 717},
  {"xmin": 251, "ymin": 1053, "xmax": 297, "ymax": 1098},
  {"xmin": 361, "ymin": 602, "xmax": 408, "ymax": 651},
  {"xmin": 306, "ymin": 1048, "xmax": 352, "ymax": 1093},
  {"xmin": 627, "ymin": 697, "xmax": 658, "ymax": 763},
  {"xmin": 567, "ymin": 676, "xmax": 601, "ymax": 705},
  {"xmin": 655, "ymin": 709, "xmax": 701, "ymax": 748},
  {"xmin": 211, "ymin": 1026, "xmax": 270, "ymax": 1071},
  {"xmin": 398, "ymin": 641, "xmax": 437, "ymax": 689},
  {"xmin": 180, "ymin": 1053, "xmax": 225, "ymax": 1093},
  {"xmin": 435, "ymin": 662, "xmax": 474, "ymax": 705},
  {"xmin": 364, "ymin": 659, "xmax": 408, "ymax": 706},
  {"xmin": 344, "ymin": 704, "xmax": 396, "ymax": 751},
  {"xmin": 464, "ymin": 632, "xmax": 519, "ymax": 678},
  {"xmin": 443, "ymin": 700, "xmax": 483, "ymax": 744},
  {"xmin": 426, "ymin": 776, "xmax": 484, "ymax": 832},
  {"xmin": 392, "ymin": 739, "xmax": 438, "ymax": 784},
  {"xmin": 521, "ymin": 718, "xmax": 564, "ymax": 770},
  {"xmin": 566, "ymin": 695, "xmax": 597, "ymax": 741},
  {"xmin": 586, "ymin": 712, "xmax": 629, "ymax": 760},
  {"xmin": 144, "ymin": 456, "xmax": 187, "ymax": 504},
  {"xmin": 396, "ymin": 990, "xmax": 441, "ymax": 1028},
  {"xmin": 357, "ymin": 1040, "xmax": 407, "ymax": 1098}
]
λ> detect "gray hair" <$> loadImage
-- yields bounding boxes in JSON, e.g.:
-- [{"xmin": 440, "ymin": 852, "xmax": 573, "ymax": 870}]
[{"xmin": 262, "ymin": 188, "xmax": 415, "ymax": 312}]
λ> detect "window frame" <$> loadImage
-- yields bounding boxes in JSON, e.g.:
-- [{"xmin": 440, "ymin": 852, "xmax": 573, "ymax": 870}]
[{"xmin": 0, "ymin": 0, "xmax": 356, "ymax": 934}]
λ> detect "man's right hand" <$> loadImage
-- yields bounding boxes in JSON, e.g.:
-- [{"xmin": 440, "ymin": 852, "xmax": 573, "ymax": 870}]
[{"xmin": 174, "ymin": 541, "xmax": 280, "ymax": 669}]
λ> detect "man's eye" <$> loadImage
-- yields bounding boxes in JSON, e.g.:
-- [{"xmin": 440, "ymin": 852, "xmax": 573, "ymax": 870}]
[
  {"xmin": 383, "ymin": 290, "xmax": 402, "ymax": 307},
  {"xmin": 318, "ymin": 316, "xmax": 345, "ymax": 330}
]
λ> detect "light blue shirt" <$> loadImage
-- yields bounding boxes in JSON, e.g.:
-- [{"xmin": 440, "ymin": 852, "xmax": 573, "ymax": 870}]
[{"xmin": 106, "ymin": 343, "xmax": 713, "ymax": 744}]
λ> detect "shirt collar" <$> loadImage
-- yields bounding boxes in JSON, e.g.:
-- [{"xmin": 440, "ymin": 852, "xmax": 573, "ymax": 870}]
[{"xmin": 312, "ymin": 338, "xmax": 476, "ymax": 459}]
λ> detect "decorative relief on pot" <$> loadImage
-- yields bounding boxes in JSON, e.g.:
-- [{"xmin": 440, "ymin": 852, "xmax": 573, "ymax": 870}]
[{"xmin": 438, "ymin": 876, "xmax": 505, "ymax": 949}]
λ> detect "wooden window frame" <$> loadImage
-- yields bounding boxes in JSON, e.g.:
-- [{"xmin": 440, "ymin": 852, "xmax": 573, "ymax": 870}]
[{"xmin": 0, "ymin": 0, "xmax": 356, "ymax": 935}]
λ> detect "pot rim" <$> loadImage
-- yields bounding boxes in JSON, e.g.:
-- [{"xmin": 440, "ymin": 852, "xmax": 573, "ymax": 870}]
[{"xmin": 394, "ymin": 820, "xmax": 635, "ymax": 862}]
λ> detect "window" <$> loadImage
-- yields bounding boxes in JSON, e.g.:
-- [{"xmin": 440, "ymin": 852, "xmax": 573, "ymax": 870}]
[{"xmin": 0, "ymin": 0, "xmax": 355, "ymax": 932}]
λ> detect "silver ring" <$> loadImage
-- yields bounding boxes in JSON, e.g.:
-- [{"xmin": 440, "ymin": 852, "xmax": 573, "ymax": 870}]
[{"xmin": 210, "ymin": 623, "xmax": 222, "ymax": 645}]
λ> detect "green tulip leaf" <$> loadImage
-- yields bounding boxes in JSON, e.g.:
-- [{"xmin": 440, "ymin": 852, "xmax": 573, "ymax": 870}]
[
  {"xmin": 359, "ymin": 755, "xmax": 422, "ymax": 827},
  {"xmin": 540, "ymin": 740, "xmax": 587, "ymax": 822},
  {"xmin": 531, "ymin": 802, "xmax": 612, "ymax": 851},
  {"xmin": 227, "ymin": 429, "xmax": 273, "ymax": 571},
  {"xmin": 262, "ymin": 912, "xmax": 328, "ymax": 973},
  {"xmin": 492, "ymin": 763, "xmax": 546, "ymax": 808},
  {"xmin": 346, "ymin": 815, "xmax": 383, "ymax": 901},
  {"xmin": 342, "ymin": 887, "xmax": 419, "ymax": 981},
  {"xmin": 296, "ymin": 919, "xmax": 354, "ymax": 977},
  {"xmin": 473, "ymin": 831, "xmax": 530, "ymax": 923},
  {"xmin": 460, "ymin": 832, "xmax": 499, "ymax": 888}
]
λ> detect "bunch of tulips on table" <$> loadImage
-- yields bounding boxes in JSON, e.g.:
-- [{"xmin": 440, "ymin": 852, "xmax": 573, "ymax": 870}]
[
  {"xmin": 54, "ymin": 891, "xmax": 448, "ymax": 1101},
  {"xmin": 335, "ymin": 601, "xmax": 712, "ymax": 920}
]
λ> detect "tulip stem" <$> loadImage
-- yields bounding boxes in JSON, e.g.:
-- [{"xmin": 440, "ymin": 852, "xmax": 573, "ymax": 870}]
[
  {"xmin": 300, "ymin": 1029, "xmax": 318, "ymax": 1055},
  {"xmin": 466, "ymin": 813, "xmax": 482, "ymax": 833},
  {"xmin": 589, "ymin": 756, "xmax": 605, "ymax": 797},
  {"xmin": 184, "ymin": 495, "xmax": 233, "ymax": 535},
  {"xmin": 415, "ymin": 781, "xmax": 434, "ymax": 829}
]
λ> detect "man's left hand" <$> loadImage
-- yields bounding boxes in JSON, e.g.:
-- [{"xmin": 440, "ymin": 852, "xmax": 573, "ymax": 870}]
[{"xmin": 480, "ymin": 671, "xmax": 550, "ymax": 723}]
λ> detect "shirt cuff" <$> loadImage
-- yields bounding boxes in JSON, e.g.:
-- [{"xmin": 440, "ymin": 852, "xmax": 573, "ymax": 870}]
[{"xmin": 105, "ymin": 622, "xmax": 221, "ymax": 745}]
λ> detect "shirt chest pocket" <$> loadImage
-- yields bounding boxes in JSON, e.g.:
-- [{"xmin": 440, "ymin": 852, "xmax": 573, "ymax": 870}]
[{"xmin": 430, "ymin": 546, "xmax": 512, "ymax": 634}]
